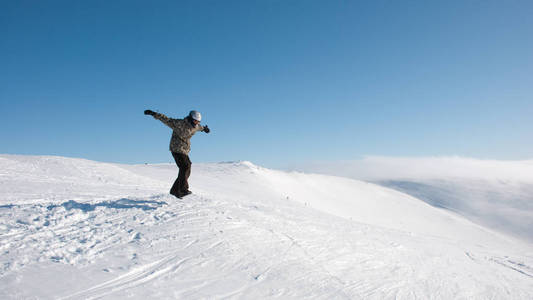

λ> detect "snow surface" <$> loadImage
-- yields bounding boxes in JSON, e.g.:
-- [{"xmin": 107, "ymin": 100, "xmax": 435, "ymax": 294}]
[{"xmin": 1, "ymin": 154, "xmax": 532, "ymax": 299}]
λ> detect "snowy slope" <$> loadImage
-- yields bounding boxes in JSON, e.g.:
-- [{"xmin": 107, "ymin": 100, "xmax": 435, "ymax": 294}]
[
  {"xmin": 1, "ymin": 155, "xmax": 532, "ymax": 299},
  {"xmin": 293, "ymin": 156, "xmax": 533, "ymax": 242}
]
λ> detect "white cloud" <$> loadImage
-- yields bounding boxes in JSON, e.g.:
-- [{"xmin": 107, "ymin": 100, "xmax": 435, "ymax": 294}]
[{"xmin": 293, "ymin": 156, "xmax": 533, "ymax": 181}]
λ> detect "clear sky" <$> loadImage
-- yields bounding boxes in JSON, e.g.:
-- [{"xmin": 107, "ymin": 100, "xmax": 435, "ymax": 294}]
[{"xmin": 1, "ymin": 0, "xmax": 532, "ymax": 168}]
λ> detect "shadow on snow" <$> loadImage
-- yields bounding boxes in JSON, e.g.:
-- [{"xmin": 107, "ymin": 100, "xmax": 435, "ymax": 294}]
[{"xmin": 47, "ymin": 198, "xmax": 167, "ymax": 212}]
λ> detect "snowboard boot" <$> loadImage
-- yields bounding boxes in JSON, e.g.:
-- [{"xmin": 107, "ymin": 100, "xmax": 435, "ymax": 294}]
[{"xmin": 172, "ymin": 190, "xmax": 192, "ymax": 199}]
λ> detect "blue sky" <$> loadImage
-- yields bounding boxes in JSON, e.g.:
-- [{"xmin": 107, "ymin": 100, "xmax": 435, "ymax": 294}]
[{"xmin": 1, "ymin": 0, "xmax": 532, "ymax": 168}]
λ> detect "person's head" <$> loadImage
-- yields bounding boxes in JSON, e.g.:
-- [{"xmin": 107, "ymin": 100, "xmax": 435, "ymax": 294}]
[{"xmin": 189, "ymin": 110, "xmax": 201, "ymax": 125}]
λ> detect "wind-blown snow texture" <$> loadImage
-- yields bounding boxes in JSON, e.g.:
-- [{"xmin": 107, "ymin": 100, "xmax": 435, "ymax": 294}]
[{"xmin": 1, "ymin": 154, "xmax": 532, "ymax": 299}]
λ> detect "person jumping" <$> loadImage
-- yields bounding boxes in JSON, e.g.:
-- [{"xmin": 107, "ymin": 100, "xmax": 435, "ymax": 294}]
[{"xmin": 144, "ymin": 109, "xmax": 210, "ymax": 198}]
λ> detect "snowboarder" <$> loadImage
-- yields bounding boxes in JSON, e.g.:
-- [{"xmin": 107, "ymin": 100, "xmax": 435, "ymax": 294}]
[{"xmin": 144, "ymin": 109, "xmax": 210, "ymax": 198}]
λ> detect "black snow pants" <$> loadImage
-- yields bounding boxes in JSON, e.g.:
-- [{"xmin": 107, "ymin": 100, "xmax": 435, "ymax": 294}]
[{"xmin": 170, "ymin": 152, "xmax": 191, "ymax": 196}]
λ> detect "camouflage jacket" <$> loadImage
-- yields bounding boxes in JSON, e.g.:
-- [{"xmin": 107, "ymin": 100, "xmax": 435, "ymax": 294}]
[{"xmin": 152, "ymin": 113, "xmax": 205, "ymax": 154}]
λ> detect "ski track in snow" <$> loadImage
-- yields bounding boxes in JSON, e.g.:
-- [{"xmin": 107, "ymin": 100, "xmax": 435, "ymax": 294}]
[{"xmin": 1, "ymin": 155, "xmax": 532, "ymax": 299}]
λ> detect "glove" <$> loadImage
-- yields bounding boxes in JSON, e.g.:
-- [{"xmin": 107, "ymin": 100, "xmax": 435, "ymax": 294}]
[
  {"xmin": 144, "ymin": 109, "xmax": 155, "ymax": 116},
  {"xmin": 203, "ymin": 125, "xmax": 210, "ymax": 133}
]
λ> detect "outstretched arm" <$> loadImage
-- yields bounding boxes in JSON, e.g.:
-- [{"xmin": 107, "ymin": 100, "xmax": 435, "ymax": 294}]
[{"xmin": 144, "ymin": 109, "xmax": 175, "ymax": 128}]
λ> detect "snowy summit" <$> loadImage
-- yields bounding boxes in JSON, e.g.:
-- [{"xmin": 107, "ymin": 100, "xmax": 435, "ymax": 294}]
[{"xmin": 0, "ymin": 154, "xmax": 532, "ymax": 299}]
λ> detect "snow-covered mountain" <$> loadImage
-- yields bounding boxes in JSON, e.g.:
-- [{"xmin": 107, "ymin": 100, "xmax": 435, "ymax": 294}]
[
  {"xmin": 293, "ymin": 156, "xmax": 533, "ymax": 243},
  {"xmin": 1, "ymin": 154, "xmax": 532, "ymax": 299}
]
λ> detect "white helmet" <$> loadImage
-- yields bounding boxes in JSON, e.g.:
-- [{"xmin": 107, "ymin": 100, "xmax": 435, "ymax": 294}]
[{"xmin": 189, "ymin": 110, "xmax": 201, "ymax": 122}]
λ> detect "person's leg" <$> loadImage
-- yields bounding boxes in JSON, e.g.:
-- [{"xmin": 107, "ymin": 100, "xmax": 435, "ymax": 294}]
[
  {"xmin": 170, "ymin": 152, "xmax": 192, "ymax": 197},
  {"xmin": 183, "ymin": 155, "xmax": 192, "ymax": 192},
  {"xmin": 170, "ymin": 152, "xmax": 182, "ymax": 196}
]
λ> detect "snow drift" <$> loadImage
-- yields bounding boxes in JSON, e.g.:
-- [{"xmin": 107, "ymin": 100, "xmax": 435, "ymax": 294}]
[{"xmin": 1, "ymin": 154, "xmax": 532, "ymax": 299}]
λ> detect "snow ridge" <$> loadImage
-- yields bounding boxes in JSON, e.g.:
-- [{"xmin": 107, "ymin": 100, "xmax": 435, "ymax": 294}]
[{"xmin": 292, "ymin": 156, "xmax": 533, "ymax": 242}]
